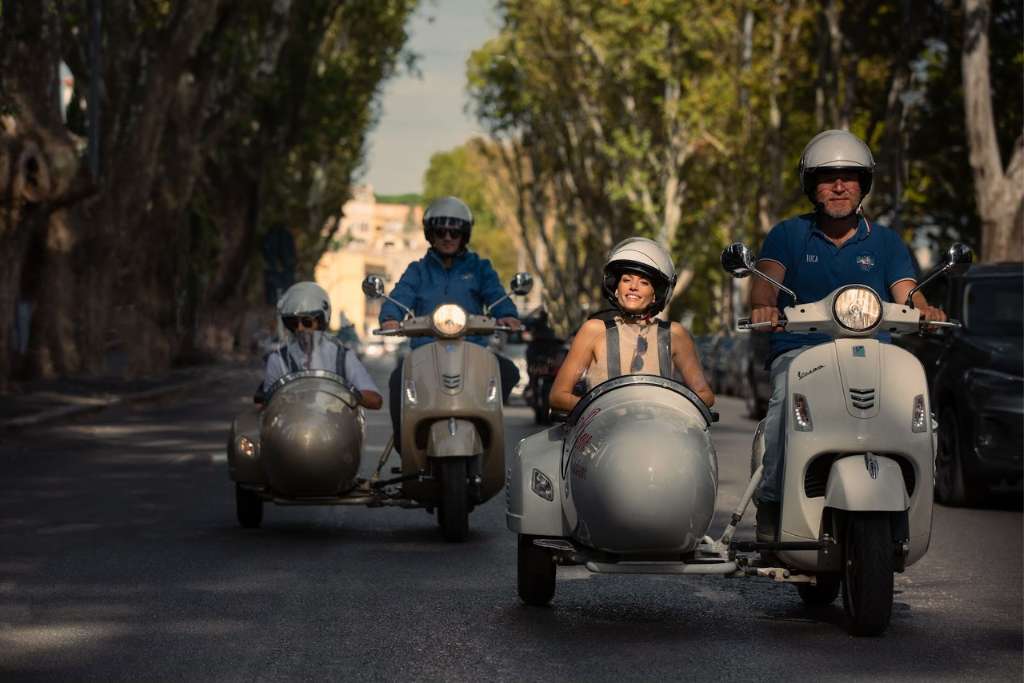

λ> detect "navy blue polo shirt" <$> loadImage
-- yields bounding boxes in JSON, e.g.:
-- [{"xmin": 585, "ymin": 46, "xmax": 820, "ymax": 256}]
[{"xmin": 758, "ymin": 213, "xmax": 916, "ymax": 361}]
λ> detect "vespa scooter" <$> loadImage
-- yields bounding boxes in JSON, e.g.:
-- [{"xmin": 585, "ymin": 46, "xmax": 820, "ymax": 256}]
[{"xmin": 363, "ymin": 272, "xmax": 533, "ymax": 541}]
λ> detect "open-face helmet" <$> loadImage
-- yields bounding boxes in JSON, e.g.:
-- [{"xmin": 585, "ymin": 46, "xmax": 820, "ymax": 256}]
[
  {"xmin": 423, "ymin": 196, "xmax": 474, "ymax": 245},
  {"xmin": 798, "ymin": 129, "xmax": 875, "ymax": 207},
  {"xmin": 602, "ymin": 237, "xmax": 676, "ymax": 316},
  {"xmin": 277, "ymin": 281, "xmax": 331, "ymax": 332}
]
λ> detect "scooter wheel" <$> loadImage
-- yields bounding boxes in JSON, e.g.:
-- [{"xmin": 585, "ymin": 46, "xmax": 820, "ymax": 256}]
[
  {"xmin": 437, "ymin": 459, "xmax": 469, "ymax": 542},
  {"xmin": 517, "ymin": 534, "xmax": 556, "ymax": 606},
  {"xmin": 842, "ymin": 513, "xmax": 894, "ymax": 636},
  {"xmin": 235, "ymin": 484, "xmax": 263, "ymax": 529}
]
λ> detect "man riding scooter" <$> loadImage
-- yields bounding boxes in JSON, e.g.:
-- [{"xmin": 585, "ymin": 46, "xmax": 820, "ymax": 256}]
[
  {"xmin": 380, "ymin": 196, "xmax": 521, "ymax": 450},
  {"xmin": 748, "ymin": 129, "xmax": 945, "ymax": 542}
]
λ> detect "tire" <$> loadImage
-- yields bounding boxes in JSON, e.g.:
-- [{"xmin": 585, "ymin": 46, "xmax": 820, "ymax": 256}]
[
  {"xmin": 842, "ymin": 513, "xmax": 894, "ymax": 636},
  {"xmin": 437, "ymin": 458, "xmax": 469, "ymax": 542},
  {"xmin": 517, "ymin": 534, "xmax": 556, "ymax": 606},
  {"xmin": 235, "ymin": 484, "xmax": 263, "ymax": 529},
  {"xmin": 935, "ymin": 406, "xmax": 981, "ymax": 507},
  {"xmin": 797, "ymin": 574, "xmax": 841, "ymax": 605}
]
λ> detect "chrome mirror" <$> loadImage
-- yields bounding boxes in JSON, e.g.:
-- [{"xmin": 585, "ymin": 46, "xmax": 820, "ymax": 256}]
[
  {"xmin": 510, "ymin": 272, "xmax": 534, "ymax": 296},
  {"xmin": 721, "ymin": 243, "xmax": 754, "ymax": 278},
  {"xmin": 361, "ymin": 275, "xmax": 385, "ymax": 299}
]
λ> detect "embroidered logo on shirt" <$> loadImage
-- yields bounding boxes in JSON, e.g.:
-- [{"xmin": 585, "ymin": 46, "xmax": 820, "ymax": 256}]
[
  {"xmin": 806, "ymin": 254, "xmax": 818, "ymax": 263},
  {"xmin": 856, "ymin": 254, "xmax": 875, "ymax": 271},
  {"xmin": 461, "ymin": 273, "xmax": 474, "ymax": 280}
]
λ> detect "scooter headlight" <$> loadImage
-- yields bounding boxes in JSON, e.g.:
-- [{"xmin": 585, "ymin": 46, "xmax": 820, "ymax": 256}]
[
  {"xmin": 832, "ymin": 286, "xmax": 882, "ymax": 332},
  {"xmin": 432, "ymin": 304, "xmax": 467, "ymax": 337}
]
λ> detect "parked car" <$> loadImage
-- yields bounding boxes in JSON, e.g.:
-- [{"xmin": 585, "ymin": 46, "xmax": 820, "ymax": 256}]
[
  {"xmin": 896, "ymin": 262, "xmax": 1023, "ymax": 506},
  {"xmin": 706, "ymin": 334, "xmax": 734, "ymax": 396},
  {"xmin": 741, "ymin": 331, "xmax": 772, "ymax": 419},
  {"xmin": 722, "ymin": 333, "xmax": 751, "ymax": 399}
]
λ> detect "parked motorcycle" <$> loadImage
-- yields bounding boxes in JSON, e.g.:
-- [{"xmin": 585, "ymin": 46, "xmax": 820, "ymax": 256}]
[
  {"xmin": 507, "ymin": 242, "xmax": 970, "ymax": 636},
  {"xmin": 363, "ymin": 271, "xmax": 533, "ymax": 541},
  {"xmin": 523, "ymin": 334, "xmax": 565, "ymax": 425}
]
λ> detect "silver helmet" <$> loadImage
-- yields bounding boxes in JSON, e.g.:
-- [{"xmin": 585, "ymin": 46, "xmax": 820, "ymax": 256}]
[
  {"xmin": 423, "ymin": 196, "xmax": 474, "ymax": 244},
  {"xmin": 602, "ymin": 237, "xmax": 676, "ymax": 315},
  {"xmin": 798, "ymin": 129, "xmax": 875, "ymax": 204},
  {"xmin": 277, "ymin": 281, "xmax": 331, "ymax": 331}
]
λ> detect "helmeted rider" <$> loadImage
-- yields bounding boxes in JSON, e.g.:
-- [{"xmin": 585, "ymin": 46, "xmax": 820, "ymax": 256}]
[
  {"xmin": 748, "ymin": 129, "xmax": 946, "ymax": 541},
  {"xmin": 379, "ymin": 196, "xmax": 521, "ymax": 450},
  {"xmin": 549, "ymin": 237, "xmax": 714, "ymax": 412},
  {"xmin": 264, "ymin": 281, "xmax": 383, "ymax": 409}
]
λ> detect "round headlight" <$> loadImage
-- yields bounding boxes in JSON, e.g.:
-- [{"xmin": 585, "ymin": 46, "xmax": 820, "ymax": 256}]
[
  {"xmin": 432, "ymin": 304, "xmax": 467, "ymax": 337},
  {"xmin": 833, "ymin": 286, "xmax": 882, "ymax": 332}
]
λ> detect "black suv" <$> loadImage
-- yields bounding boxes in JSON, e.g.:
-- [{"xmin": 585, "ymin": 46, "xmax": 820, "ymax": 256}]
[{"xmin": 897, "ymin": 263, "xmax": 1023, "ymax": 505}]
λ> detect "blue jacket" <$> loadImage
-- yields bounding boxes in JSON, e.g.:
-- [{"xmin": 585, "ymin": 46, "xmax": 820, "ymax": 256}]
[{"xmin": 379, "ymin": 249, "xmax": 518, "ymax": 349}]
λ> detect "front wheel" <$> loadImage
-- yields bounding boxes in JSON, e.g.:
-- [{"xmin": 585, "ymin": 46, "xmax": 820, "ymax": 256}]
[
  {"xmin": 517, "ymin": 534, "xmax": 556, "ymax": 605},
  {"xmin": 235, "ymin": 484, "xmax": 263, "ymax": 529},
  {"xmin": 437, "ymin": 458, "xmax": 469, "ymax": 542},
  {"xmin": 842, "ymin": 513, "xmax": 894, "ymax": 636}
]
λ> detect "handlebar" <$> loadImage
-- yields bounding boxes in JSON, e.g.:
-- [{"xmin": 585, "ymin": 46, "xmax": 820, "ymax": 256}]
[
  {"xmin": 372, "ymin": 328, "xmax": 402, "ymax": 336},
  {"xmin": 737, "ymin": 317, "xmax": 786, "ymax": 331},
  {"xmin": 922, "ymin": 319, "xmax": 962, "ymax": 329}
]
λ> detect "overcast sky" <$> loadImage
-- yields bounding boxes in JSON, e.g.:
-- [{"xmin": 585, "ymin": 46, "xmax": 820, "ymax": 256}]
[{"xmin": 362, "ymin": 0, "xmax": 498, "ymax": 196}]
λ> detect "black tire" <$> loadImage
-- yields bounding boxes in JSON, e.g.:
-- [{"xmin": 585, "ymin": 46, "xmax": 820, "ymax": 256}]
[
  {"xmin": 437, "ymin": 458, "xmax": 469, "ymax": 542},
  {"xmin": 935, "ymin": 406, "xmax": 981, "ymax": 507},
  {"xmin": 797, "ymin": 574, "xmax": 841, "ymax": 605},
  {"xmin": 235, "ymin": 484, "xmax": 263, "ymax": 529},
  {"xmin": 842, "ymin": 513, "xmax": 894, "ymax": 636},
  {"xmin": 517, "ymin": 534, "xmax": 556, "ymax": 606}
]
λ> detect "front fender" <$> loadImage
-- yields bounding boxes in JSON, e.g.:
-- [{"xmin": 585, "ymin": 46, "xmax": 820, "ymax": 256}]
[
  {"xmin": 427, "ymin": 418, "xmax": 483, "ymax": 457},
  {"xmin": 825, "ymin": 455, "xmax": 908, "ymax": 511}
]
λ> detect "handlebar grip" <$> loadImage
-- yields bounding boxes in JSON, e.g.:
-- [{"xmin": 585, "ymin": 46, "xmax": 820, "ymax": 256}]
[
  {"xmin": 738, "ymin": 319, "xmax": 783, "ymax": 330},
  {"xmin": 372, "ymin": 328, "xmax": 402, "ymax": 336},
  {"xmin": 922, "ymin": 319, "xmax": 962, "ymax": 329}
]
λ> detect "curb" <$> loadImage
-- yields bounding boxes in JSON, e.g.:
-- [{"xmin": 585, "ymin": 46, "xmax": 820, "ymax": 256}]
[{"xmin": 0, "ymin": 369, "xmax": 240, "ymax": 432}]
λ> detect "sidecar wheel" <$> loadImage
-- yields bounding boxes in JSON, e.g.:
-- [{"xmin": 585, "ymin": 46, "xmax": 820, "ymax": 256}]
[
  {"xmin": 235, "ymin": 484, "xmax": 263, "ymax": 529},
  {"xmin": 437, "ymin": 459, "xmax": 469, "ymax": 542},
  {"xmin": 517, "ymin": 534, "xmax": 556, "ymax": 606},
  {"xmin": 797, "ymin": 574, "xmax": 841, "ymax": 605},
  {"xmin": 842, "ymin": 513, "xmax": 894, "ymax": 636}
]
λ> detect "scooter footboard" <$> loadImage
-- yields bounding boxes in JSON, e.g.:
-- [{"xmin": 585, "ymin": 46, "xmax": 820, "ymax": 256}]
[
  {"xmin": 506, "ymin": 425, "xmax": 565, "ymax": 536},
  {"xmin": 825, "ymin": 455, "xmax": 909, "ymax": 511}
]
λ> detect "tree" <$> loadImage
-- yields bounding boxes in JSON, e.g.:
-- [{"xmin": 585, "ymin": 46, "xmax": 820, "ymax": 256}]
[{"xmin": 962, "ymin": 0, "xmax": 1023, "ymax": 262}]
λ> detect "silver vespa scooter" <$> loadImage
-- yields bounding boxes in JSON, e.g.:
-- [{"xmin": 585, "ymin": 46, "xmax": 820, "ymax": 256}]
[
  {"xmin": 363, "ymin": 272, "xmax": 533, "ymax": 541},
  {"xmin": 508, "ymin": 243, "xmax": 970, "ymax": 636}
]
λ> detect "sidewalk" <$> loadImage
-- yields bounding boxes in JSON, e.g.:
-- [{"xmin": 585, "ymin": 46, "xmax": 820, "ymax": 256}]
[{"xmin": 0, "ymin": 361, "xmax": 250, "ymax": 431}]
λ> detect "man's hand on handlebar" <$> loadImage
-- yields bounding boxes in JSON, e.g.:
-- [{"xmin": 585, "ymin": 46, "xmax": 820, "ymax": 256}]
[
  {"xmin": 381, "ymin": 320, "xmax": 401, "ymax": 331},
  {"xmin": 750, "ymin": 305, "xmax": 783, "ymax": 332},
  {"xmin": 498, "ymin": 317, "xmax": 521, "ymax": 330},
  {"xmin": 918, "ymin": 304, "xmax": 947, "ymax": 324}
]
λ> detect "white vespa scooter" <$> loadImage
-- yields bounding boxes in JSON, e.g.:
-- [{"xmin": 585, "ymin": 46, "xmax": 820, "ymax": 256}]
[{"xmin": 508, "ymin": 242, "xmax": 970, "ymax": 636}]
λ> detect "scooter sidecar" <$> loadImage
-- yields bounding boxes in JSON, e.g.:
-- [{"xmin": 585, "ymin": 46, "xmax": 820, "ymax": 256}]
[{"xmin": 227, "ymin": 370, "xmax": 365, "ymax": 527}]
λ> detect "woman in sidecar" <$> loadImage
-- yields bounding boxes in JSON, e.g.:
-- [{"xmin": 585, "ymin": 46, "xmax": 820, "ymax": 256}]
[
  {"xmin": 509, "ymin": 238, "xmax": 719, "ymax": 606},
  {"xmin": 227, "ymin": 282, "xmax": 382, "ymax": 528},
  {"xmin": 549, "ymin": 237, "xmax": 714, "ymax": 411}
]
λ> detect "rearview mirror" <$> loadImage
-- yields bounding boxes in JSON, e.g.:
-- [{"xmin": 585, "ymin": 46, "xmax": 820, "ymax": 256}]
[
  {"xmin": 510, "ymin": 272, "xmax": 534, "ymax": 296},
  {"xmin": 946, "ymin": 243, "xmax": 973, "ymax": 268},
  {"xmin": 721, "ymin": 243, "xmax": 754, "ymax": 278},
  {"xmin": 361, "ymin": 275, "xmax": 385, "ymax": 299}
]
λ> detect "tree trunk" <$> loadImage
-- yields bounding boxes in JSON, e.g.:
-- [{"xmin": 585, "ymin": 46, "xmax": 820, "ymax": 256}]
[{"xmin": 962, "ymin": 0, "xmax": 1024, "ymax": 262}]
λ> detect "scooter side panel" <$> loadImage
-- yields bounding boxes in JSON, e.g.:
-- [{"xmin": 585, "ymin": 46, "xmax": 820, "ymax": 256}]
[
  {"xmin": 506, "ymin": 425, "xmax": 566, "ymax": 536},
  {"xmin": 779, "ymin": 340, "xmax": 934, "ymax": 570},
  {"xmin": 227, "ymin": 407, "xmax": 264, "ymax": 484}
]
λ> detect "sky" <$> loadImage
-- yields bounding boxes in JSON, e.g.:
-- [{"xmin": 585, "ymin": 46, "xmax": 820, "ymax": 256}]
[{"xmin": 362, "ymin": 0, "xmax": 499, "ymax": 196}]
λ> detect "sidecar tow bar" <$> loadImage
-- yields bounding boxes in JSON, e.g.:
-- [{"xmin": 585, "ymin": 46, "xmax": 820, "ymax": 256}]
[
  {"xmin": 270, "ymin": 495, "xmax": 425, "ymax": 508},
  {"xmin": 585, "ymin": 560, "xmax": 739, "ymax": 575},
  {"xmin": 730, "ymin": 540, "xmax": 831, "ymax": 552},
  {"xmin": 369, "ymin": 472, "xmax": 429, "ymax": 489}
]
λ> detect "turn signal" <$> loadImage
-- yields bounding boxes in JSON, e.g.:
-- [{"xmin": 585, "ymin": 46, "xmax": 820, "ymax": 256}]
[
  {"xmin": 793, "ymin": 393, "xmax": 813, "ymax": 431},
  {"xmin": 531, "ymin": 468, "xmax": 554, "ymax": 501},
  {"xmin": 911, "ymin": 394, "xmax": 927, "ymax": 432}
]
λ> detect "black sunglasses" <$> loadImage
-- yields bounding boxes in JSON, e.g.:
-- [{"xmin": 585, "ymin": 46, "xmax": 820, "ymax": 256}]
[
  {"xmin": 430, "ymin": 227, "xmax": 463, "ymax": 240},
  {"xmin": 285, "ymin": 316, "xmax": 319, "ymax": 329},
  {"xmin": 630, "ymin": 333, "xmax": 648, "ymax": 373}
]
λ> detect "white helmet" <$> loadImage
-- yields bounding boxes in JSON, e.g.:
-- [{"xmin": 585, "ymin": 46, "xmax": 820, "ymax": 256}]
[
  {"xmin": 798, "ymin": 129, "xmax": 875, "ymax": 203},
  {"xmin": 277, "ymin": 281, "xmax": 331, "ymax": 331},
  {"xmin": 423, "ymin": 196, "xmax": 474, "ymax": 244},
  {"xmin": 602, "ymin": 237, "xmax": 676, "ymax": 315}
]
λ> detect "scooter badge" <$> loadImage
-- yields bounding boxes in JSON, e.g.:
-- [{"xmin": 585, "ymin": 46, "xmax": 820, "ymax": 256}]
[{"xmin": 852, "ymin": 345, "xmax": 866, "ymax": 357}]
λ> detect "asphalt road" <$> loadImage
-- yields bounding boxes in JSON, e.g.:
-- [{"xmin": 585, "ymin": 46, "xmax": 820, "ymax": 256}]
[{"xmin": 1, "ymin": 357, "xmax": 1020, "ymax": 681}]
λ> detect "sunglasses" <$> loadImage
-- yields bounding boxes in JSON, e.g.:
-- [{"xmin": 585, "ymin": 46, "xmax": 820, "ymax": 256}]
[
  {"xmin": 285, "ymin": 316, "xmax": 319, "ymax": 329},
  {"xmin": 630, "ymin": 333, "xmax": 648, "ymax": 373},
  {"xmin": 430, "ymin": 227, "xmax": 463, "ymax": 240}
]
